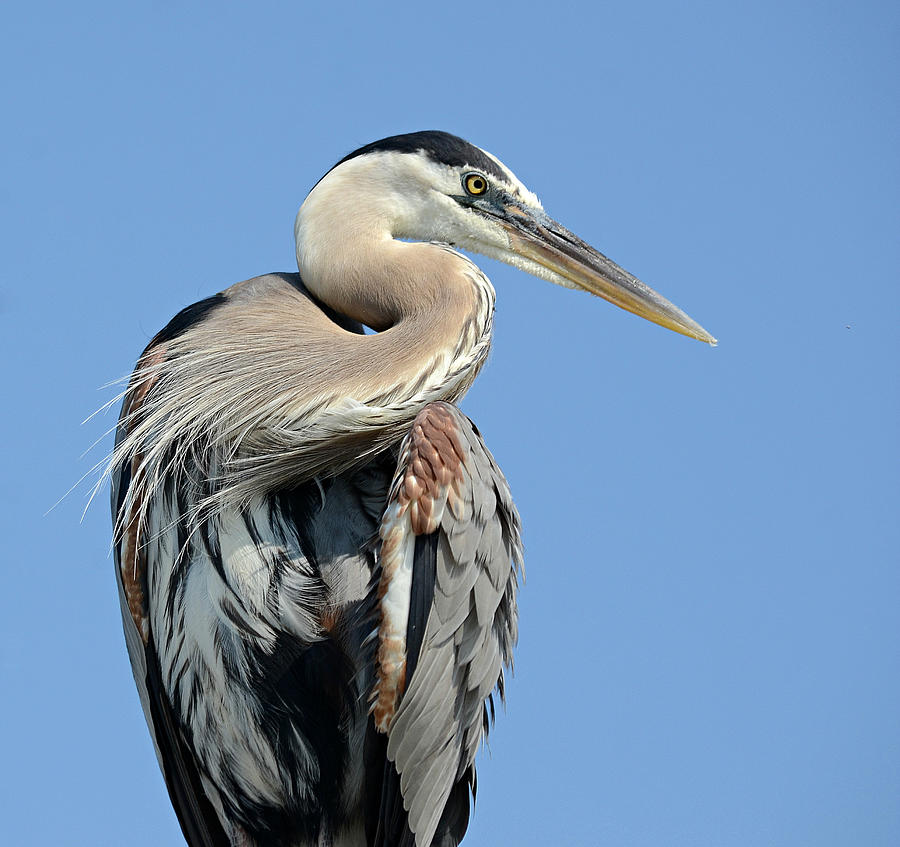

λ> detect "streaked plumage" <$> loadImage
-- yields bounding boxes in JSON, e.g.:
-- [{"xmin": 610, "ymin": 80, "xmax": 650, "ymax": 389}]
[{"xmin": 112, "ymin": 131, "xmax": 714, "ymax": 847}]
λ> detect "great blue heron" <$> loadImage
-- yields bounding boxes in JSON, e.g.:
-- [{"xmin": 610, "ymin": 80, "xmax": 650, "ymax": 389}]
[{"xmin": 112, "ymin": 130, "xmax": 714, "ymax": 847}]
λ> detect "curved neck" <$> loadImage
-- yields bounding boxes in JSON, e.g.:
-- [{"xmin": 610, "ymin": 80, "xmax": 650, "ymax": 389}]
[{"xmin": 294, "ymin": 160, "xmax": 495, "ymax": 408}]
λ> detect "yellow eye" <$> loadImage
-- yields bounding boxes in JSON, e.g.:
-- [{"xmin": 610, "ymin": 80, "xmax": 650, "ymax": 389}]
[{"xmin": 464, "ymin": 173, "xmax": 489, "ymax": 196}]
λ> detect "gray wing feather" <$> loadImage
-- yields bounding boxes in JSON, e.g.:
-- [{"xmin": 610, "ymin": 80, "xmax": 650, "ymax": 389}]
[{"xmin": 383, "ymin": 405, "xmax": 522, "ymax": 846}]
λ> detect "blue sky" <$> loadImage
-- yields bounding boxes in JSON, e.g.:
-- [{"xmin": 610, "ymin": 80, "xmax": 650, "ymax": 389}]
[{"xmin": 2, "ymin": 2, "xmax": 898, "ymax": 845}]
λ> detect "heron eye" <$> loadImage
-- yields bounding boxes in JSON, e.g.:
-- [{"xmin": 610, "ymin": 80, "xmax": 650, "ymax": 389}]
[{"xmin": 464, "ymin": 173, "xmax": 489, "ymax": 196}]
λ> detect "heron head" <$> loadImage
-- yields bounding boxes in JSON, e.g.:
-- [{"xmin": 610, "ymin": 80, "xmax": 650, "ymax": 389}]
[{"xmin": 298, "ymin": 131, "xmax": 715, "ymax": 344}]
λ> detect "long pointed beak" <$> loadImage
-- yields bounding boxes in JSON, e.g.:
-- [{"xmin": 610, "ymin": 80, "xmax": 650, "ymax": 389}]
[{"xmin": 497, "ymin": 204, "xmax": 717, "ymax": 345}]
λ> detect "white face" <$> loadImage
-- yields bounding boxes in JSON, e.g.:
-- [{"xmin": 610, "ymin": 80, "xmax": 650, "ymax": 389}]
[{"xmin": 390, "ymin": 150, "xmax": 543, "ymax": 251}]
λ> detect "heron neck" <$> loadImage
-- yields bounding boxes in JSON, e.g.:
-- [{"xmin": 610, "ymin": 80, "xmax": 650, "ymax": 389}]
[
  {"xmin": 296, "ymin": 196, "xmax": 495, "ymax": 409},
  {"xmin": 369, "ymin": 244, "xmax": 494, "ymax": 405}
]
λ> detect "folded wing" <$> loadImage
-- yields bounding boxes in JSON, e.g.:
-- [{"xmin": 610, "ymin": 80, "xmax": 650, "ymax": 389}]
[{"xmin": 372, "ymin": 402, "xmax": 522, "ymax": 846}]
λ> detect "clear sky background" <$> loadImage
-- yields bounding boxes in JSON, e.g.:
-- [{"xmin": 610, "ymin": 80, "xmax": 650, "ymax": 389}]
[{"xmin": 2, "ymin": 2, "xmax": 897, "ymax": 845}]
